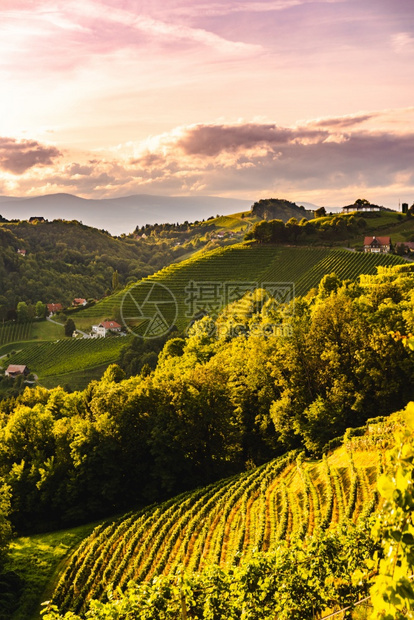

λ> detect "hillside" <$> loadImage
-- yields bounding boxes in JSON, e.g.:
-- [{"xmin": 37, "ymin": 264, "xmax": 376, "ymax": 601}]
[
  {"xmin": 78, "ymin": 244, "xmax": 406, "ymax": 334},
  {"xmin": 50, "ymin": 412, "xmax": 400, "ymax": 616},
  {"xmin": 6, "ymin": 337, "xmax": 131, "ymax": 380},
  {"xmin": 0, "ymin": 219, "xmax": 178, "ymax": 313},
  {"xmin": 2, "ymin": 204, "xmax": 413, "ymax": 321},
  {"xmin": 3, "ymin": 264, "xmax": 414, "ymax": 618},
  {"xmin": 0, "ymin": 212, "xmax": 254, "ymax": 316}
]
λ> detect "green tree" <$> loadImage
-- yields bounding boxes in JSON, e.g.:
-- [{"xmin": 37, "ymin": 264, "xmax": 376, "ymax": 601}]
[
  {"xmin": 314, "ymin": 206, "xmax": 326, "ymax": 218},
  {"xmin": 371, "ymin": 403, "xmax": 414, "ymax": 618},
  {"xmin": 112, "ymin": 269, "xmax": 119, "ymax": 291},
  {"xmin": 35, "ymin": 301, "xmax": 46, "ymax": 318},
  {"xmin": 318, "ymin": 272, "xmax": 341, "ymax": 297},
  {"xmin": 0, "ymin": 483, "xmax": 12, "ymax": 571},
  {"xmin": 16, "ymin": 301, "xmax": 29, "ymax": 323},
  {"xmin": 64, "ymin": 318, "xmax": 76, "ymax": 337}
]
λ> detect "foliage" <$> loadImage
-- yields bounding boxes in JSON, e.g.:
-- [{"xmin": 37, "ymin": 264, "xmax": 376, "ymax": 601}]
[
  {"xmin": 0, "ymin": 219, "xmax": 187, "ymax": 316},
  {"xmin": 2, "ymin": 522, "xmax": 97, "ymax": 620},
  {"xmin": 50, "ymin": 426, "xmax": 390, "ymax": 614},
  {"xmin": 245, "ymin": 209, "xmax": 405, "ymax": 246},
  {"xmin": 370, "ymin": 403, "xmax": 414, "ymax": 618},
  {"xmin": 64, "ymin": 319, "xmax": 76, "ymax": 338},
  {"xmin": 0, "ymin": 483, "xmax": 12, "ymax": 570},
  {"xmin": 42, "ymin": 523, "xmax": 378, "ymax": 620},
  {"xmin": 250, "ymin": 198, "xmax": 312, "ymax": 222},
  {"xmin": 0, "ymin": 265, "xmax": 413, "ymax": 533}
]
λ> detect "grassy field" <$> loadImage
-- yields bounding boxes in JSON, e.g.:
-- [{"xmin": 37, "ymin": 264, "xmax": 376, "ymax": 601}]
[
  {"xmin": 4, "ymin": 522, "xmax": 100, "ymax": 620},
  {"xmin": 39, "ymin": 364, "xmax": 111, "ymax": 391},
  {"xmin": 51, "ymin": 413, "xmax": 402, "ymax": 616}
]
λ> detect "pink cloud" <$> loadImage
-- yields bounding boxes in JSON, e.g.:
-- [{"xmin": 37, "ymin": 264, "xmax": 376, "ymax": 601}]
[
  {"xmin": 176, "ymin": 123, "xmax": 326, "ymax": 156},
  {"xmin": 0, "ymin": 137, "xmax": 61, "ymax": 174}
]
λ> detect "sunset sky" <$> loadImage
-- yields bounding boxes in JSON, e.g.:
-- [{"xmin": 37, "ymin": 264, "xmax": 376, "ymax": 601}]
[{"xmin": 1, "ymin": 0, "xmax": 413, "ymax": 207}]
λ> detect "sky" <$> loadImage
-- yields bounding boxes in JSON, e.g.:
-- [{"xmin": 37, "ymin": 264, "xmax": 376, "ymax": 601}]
[{"xmin": 0, "ymin": 0, "xmax": 413, "ymax": 208}]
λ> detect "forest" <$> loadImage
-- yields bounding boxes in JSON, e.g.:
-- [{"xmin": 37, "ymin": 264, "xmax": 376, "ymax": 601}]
[{"xmin": 0, "ymin": 219, "xmax": 191, "ymax": 315}]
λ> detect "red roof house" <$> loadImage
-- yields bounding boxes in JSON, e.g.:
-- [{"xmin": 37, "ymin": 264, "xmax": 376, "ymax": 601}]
[
  {"xmin": 395, "ymin": 242, "xmax": 414, "ymax": 253},
  {"xmin": 47, "ymin": 303, "xmax": 63, "ymax": 314},
  {"xmin": 100, "ymin": 320, "xmax": 122, "ymax": 331},
  {"xmin": 363, "ymin": 236, "xmax": 391, "ymax": 253},
  {"xmin": 5, "ymin": 365, "xmax": 29, "ymax": 377}
]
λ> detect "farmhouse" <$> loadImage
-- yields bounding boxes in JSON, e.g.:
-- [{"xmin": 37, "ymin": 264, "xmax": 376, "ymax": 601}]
[
  {"xmin": 5, "ymin": 365, "xmax": 29, "ymax": 378},
  {"xmin": 342, "ymin": 200, "xmax": 381, "ymax": 214},
  {"xmin": 17, "ymin": 249, "xmax": 26, "ymax": 256},
  {"xmin": 73, "ymin": 298, "xmax": 87, "ymax": 307},
  {"xmin": 364, "ymin": 236, "xmax": 391, "ymax": 253},
  {"xmin": 92, "ymin": 320, "xmax": 122, "ymax": 337},
  {"xmin": 395, "ymin": 241, "xmax": 414, "ymax": 254},
  {"xmin": 47, "ymin": 303, "xmax": 63, "ymax": 314}
]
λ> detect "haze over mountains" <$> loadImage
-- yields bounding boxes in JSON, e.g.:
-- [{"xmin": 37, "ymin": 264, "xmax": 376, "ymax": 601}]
[{"xmin": 0, "ymin": 193, "xmax": 255, "ymax": 236}]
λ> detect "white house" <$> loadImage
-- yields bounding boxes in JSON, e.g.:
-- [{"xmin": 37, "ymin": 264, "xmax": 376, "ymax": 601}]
[{"xmin": 91, "ymin": 320, "xmax": 122, "ymax": 337}]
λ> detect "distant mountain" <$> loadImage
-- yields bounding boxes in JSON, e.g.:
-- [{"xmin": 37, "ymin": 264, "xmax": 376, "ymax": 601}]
[
  {"xmin": 295, "ymin": 201, "xmax": 320, "ymax": 210},
  {"xmin": 0, "ymin": 193, "xmax": 253, "ymax": 235}
]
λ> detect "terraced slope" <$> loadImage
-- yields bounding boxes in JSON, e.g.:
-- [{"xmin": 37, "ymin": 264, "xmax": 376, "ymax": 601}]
[
  {"xmin": 78, "ymin": 245, "xmax": 405, "ymax": 332},
  {"xmin": 6, "ymin": 336, "xmax": 131, "ymax": 378},
  {"xmin": 53, "ymin": 414, "xmax": 401, "ymax": 615}
]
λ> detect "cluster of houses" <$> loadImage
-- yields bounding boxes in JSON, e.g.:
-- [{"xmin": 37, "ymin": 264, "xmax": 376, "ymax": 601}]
[
  {"xmin": 47, "ymin": 298, "xmax": 88, "ymax": 316},
  {"xmin": 45, "ymin": 297, "xmax": 123, "ymax": 338}
]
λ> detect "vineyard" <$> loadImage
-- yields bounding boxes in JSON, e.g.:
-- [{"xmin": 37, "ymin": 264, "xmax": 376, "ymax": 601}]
[
  {"xmin": 6, "ymin": 336, "xmax": 131, "ymax": 378},
  {"xmin": 78, "ymin": 245, "xmax": 406, "ymax": 331},
  {"xmin": 0, "ymin": 322, "xmax": 33, "ymax": 347},
  {"xmin": 52, "ymin": 413, "xmax": 402, "ymax": 616}
]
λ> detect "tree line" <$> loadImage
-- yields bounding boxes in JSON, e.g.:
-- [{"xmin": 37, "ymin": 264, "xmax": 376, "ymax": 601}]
[
  {"xmin": 0, "ymin": 220, "xmax": 189, "ymax": 318},
  {"xmin": 245, "ymin": 213, "xmax": 368, "ymax": 244}
]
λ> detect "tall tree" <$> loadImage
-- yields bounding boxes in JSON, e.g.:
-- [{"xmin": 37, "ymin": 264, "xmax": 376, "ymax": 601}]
[{"xmin": 64, "ymin": 318, "xmax": 76, "ymax": 337}]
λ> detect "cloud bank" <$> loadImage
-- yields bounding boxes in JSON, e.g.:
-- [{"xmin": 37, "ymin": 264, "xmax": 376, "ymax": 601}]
[
  {"xmin": 0, "ymin": 137, "xmax": 61, "ymax": 174},
  {"xmin": 0, "ymin": 110, "xmax": 413, "ymax": 207}
]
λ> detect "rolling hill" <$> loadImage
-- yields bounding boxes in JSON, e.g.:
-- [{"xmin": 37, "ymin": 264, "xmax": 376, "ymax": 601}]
[
  {"xmin": 78, "ymin": 244, "xmax": 406, "ymax": 334},
  {"xmin": 6, "ymin": 336, "xmax": 131, "ymax": 380},
  {"xmin": 50, "ymin": 411, "xmax": 401, "ymax": 616}
]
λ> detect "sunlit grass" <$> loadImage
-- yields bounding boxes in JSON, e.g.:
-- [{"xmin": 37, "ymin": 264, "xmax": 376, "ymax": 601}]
[{"xmin": 5, "ymin": 522, "xmax": 98, "ymax": 620}]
